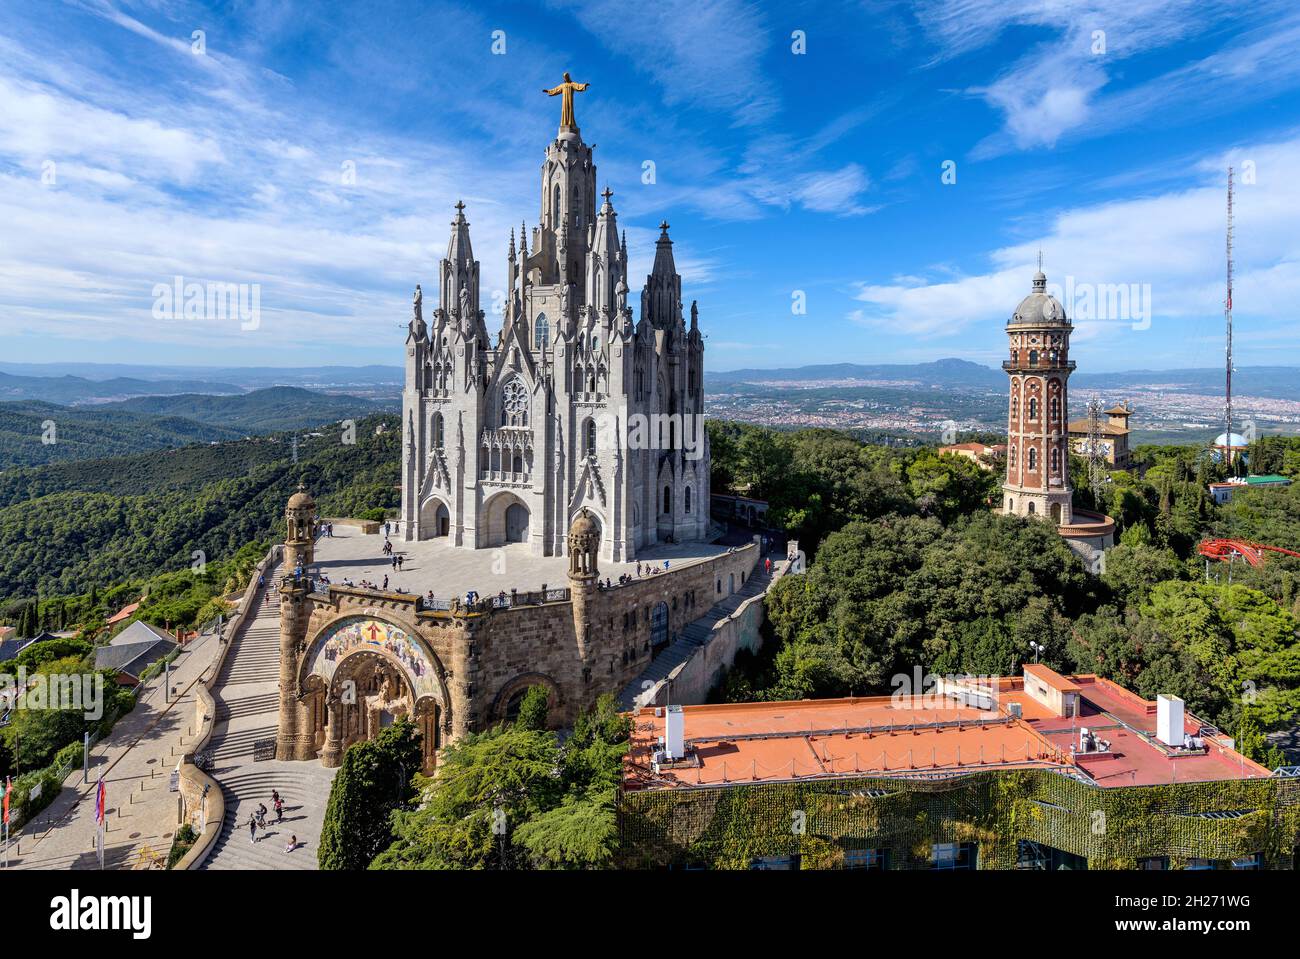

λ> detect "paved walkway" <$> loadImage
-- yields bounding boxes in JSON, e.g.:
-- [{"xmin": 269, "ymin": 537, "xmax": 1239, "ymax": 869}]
[
  {"xmin": 8, "ymin": 628, "xmax": 219, "ymax": 871},
  {"xmin": 199, "ymin": 580, "xmax": 336, "ymax": 869}
]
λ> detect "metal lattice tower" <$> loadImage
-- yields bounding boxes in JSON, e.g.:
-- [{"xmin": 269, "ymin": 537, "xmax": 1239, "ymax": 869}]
[{"xmin": 1086, "ymin": 394, "xmax": 1105, "ymax": 505}]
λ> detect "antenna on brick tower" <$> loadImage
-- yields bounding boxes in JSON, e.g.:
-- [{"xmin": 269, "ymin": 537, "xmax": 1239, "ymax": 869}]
[
  {"xmin": 1086, "ymin": 394, "xmax": 1105, "ymax": 506},
  {"xmin": 1224, "ymin": 166, "xmax": 1235, "ymax": 464}
]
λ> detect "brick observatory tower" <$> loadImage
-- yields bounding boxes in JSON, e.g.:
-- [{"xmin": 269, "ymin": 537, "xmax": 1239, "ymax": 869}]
[{"xmin": 1002, "ymin": 262, "xmax": 1075, "ymax": 525}]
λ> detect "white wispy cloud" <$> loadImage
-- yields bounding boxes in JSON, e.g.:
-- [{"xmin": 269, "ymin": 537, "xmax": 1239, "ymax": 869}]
[
  {"xmin": 850, "ymin": 135, "xmax": 1300, "ymax": 345},
  {"xmin": 912, "ymin": 0, "xmax": 1300, "ymax": 157}
]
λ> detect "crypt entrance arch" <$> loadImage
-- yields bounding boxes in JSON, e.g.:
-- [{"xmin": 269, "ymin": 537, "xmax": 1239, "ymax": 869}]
[{"xmin": 298, "ymin": 614, "xmax": 448, "ymax": 773}]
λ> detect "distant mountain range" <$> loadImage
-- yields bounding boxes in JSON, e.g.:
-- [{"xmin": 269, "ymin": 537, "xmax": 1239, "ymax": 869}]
[
  {"xmin": 0, "ymin": 386, "xmax": 391, "ymax": 469},
  {"xmin": 0, "ymin": 370, "xmax": 245, "ymax": 405},
  {"xmin": 0, "ymin": 362, "xmax": 403, "ymax": 401},
  {"xmin": 709, "ymin": 358, "xmax": 1300, "ymax": 400}
]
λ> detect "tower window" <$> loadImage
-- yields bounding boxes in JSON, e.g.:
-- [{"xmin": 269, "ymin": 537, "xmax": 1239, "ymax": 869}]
[
  {"xmin": 432, "ymin": 412, "xmax": 444, "ymax": 448},
  {"xmin": 1029, "ymin": 349, "xmax": 1039, "ymax": 367},
  {"xmin": 663, "ymin": 485, "xmax": 672, "ymax": 515},
  {"xmin": 1050, "ymin": 447, "xmax": 1060, "ymax": 474},
  {"xmin": 1028, "ymin": 448, "xmax": 1038, "ymax": 471},
  {"xmin": 684, "ymin": 486, "xmax": 692, "ymax": 513},
  {"xmin": 534, "ymin": 312, "xmax": 549, "ymax": 350},
  {"xmin": 584, "ymin": 418, "xmax": 597, "ymax": 456},
  {"xmin": 1028, "ymin": 397, "xmax": 1038, "ymax": 421}
]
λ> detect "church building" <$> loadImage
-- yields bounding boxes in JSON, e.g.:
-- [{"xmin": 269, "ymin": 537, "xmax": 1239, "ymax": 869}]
[{"xmin": 400, "ymin": 74, "xmax": 710, "ymax": 562}]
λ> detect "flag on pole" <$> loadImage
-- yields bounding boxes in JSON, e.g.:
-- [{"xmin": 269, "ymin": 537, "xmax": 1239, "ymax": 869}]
[
  {"xmin": 2, "ymin": 776, "xmax": 9, "ymax": 825},
  {"xmin": 94, "ymin": 775, "xmax": 106, "ymax": 869}
]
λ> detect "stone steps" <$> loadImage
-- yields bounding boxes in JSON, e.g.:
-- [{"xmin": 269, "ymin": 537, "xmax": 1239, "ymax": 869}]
[
  {"xmin": 617, "ymin": 556, "xmax": 779, "ymax": 710},
  {"xmin": 197, "ymin": 563, "xmax": 336, "ymax": 870}
]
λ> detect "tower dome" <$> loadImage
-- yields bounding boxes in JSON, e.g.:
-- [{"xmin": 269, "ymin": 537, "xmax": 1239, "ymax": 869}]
[
  {"xmin": 1009, "ymin": 268, "xmax": 1069, "ymax": 327},
  {"xmin": 287, "ymin": 483, "xmax": 315, "ymax": 510}
]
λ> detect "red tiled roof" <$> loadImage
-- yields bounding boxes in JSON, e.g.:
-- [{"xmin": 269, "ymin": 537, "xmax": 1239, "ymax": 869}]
[
  {"xmin": 624, "ymin": 674, "xmax": 1271, "ymax": 791},
  {"xmin": 106, "ymin": 602, "xmax": 140, "ymax": 625}
]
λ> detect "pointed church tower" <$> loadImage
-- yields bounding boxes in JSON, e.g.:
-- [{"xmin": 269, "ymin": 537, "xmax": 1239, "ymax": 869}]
[{"xmin": 642, "ymin": 222, "xmax": 684, "ymax": 330}]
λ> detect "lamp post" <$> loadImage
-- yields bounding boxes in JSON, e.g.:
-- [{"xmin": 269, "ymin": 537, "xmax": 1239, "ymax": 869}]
[{"xmin": 1029, "ymin": 641, "xmax": 1045, "ymax": 664}]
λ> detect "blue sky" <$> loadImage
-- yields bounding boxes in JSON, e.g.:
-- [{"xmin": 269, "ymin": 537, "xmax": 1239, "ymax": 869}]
[{"xmin": 2, "ymin": 0, "xmax": 1299, "ymax": 373}]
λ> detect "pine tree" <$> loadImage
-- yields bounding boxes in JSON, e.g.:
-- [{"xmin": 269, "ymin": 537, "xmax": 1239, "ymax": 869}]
[{"xmin": 317, "ymin": 718, "xmax": 423, "ymax": 870}]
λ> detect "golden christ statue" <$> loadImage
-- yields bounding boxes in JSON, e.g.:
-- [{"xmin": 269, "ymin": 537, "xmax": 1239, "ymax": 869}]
[{"xmin": 543, "ymin": 72, "xmax": 589, "ymax": 130}]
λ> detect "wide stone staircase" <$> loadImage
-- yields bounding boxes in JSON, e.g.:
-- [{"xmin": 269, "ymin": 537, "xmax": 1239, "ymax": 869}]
[
  {"xmin": 198, "ymin": 577, "xmax": 336, "ymax": 870},
  {"xmin": 617, "ymin": 553, "xmax": 783, "ymax": 711}
]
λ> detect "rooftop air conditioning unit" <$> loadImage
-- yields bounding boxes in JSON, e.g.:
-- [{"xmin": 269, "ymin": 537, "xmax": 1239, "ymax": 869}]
[
  {"xmin": 664, "ymin": 704, "xmax": 685, "ymax": 761},
  {"xmin": 1157, "ymin": 694, "xmax": 1184, "ymax": 747}
]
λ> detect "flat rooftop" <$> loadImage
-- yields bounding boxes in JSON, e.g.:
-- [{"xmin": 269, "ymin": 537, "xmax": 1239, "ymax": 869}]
[
  {"xmin": 307, "ymin": 524, "xmax": 736, "ymax": 600},
  {"xmin": 625, "ymin": 674, "xmax": 1273, "ymax": 791}
]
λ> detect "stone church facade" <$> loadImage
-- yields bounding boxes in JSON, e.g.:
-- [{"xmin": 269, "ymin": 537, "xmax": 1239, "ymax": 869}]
[{"xmin": 400, "ymin": 89, "xmax": 709, "ymax": 562}]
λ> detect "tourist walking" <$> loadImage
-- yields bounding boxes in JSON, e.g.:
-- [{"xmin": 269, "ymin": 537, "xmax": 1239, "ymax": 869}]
[
  {"xmin": 275, "ymin": 797, "xmax": 284, "ymax": 822},
  {"xmin": 248, "ymin": 814, "xmax": 258, "ymax": 844},
  {"xmin": 397, "ymin": 555, "xmax": 404, "ymax": 570}
]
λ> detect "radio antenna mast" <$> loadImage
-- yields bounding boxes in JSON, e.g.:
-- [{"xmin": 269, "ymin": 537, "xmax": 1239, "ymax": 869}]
[{"xmin": 1224, "ymin": 166, "xmax": 1235, "ymax": 465}]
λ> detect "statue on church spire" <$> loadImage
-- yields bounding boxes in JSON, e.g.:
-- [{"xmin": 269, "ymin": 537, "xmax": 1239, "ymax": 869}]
[{"xmin": 542, "ymin": 72, "xmax": 589, "ymax": 131}]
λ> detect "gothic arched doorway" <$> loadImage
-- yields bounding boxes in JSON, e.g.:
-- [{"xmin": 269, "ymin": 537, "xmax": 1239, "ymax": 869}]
[{"xmin": 299, "ymin": 615, "xmax": 447, "ymax": 773}]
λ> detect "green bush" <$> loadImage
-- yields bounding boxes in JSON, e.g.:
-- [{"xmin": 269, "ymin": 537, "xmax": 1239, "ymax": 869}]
[{"xmin": 167, "ymin": 823, "xmax": 198, "ymax": 869}]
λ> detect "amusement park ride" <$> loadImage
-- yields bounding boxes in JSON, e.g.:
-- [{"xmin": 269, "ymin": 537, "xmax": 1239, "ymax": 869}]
[{"xmin": 1197, "ymin": 538, "xmax": 1300, "ymax": 568}]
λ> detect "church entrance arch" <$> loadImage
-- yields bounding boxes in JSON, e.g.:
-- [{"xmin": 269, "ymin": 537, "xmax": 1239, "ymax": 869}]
[
  {"xmin": 485, "ymin": 491, "xmax": 531, "ymax": 546},
  {"xmin": 300, "ymin": 615, "xmax": 446, "ymax": 773},
  {"xmin": 420, "ymin": 497, "xmax": 450, "ymax": 538}
]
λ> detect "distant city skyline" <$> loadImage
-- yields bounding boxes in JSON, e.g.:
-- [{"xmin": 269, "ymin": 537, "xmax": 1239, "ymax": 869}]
[{"xmin": 3, "ymin": 1, "xmax": 1300, "ymax": 372}]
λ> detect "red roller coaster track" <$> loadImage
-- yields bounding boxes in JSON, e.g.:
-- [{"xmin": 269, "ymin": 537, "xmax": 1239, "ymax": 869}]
[{"xmin": 1197, "ymin": 538, "xmax": 1300, "ymax": 567}]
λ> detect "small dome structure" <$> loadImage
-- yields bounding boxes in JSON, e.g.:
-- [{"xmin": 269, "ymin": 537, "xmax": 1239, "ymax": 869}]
[
  {"xmin": 288, "ymin": 483, "xmax": 315, "ymax": 509},
  {"xmin": 1009, "ymin": 267, "xmax": 1069, "ymax": 327}
]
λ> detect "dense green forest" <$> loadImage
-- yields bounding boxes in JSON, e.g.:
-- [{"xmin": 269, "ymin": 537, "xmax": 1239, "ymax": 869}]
[
  {"xmin": 0, "ymin": 414, "xmax": 400, "ymax": 603},
  {"xmin": 0, "ymin": 400, "xmax": 242, "ymax": 468},
  {"xmin": 707, "ymin": 422, "xmax": 1300, "ymax": 762}
]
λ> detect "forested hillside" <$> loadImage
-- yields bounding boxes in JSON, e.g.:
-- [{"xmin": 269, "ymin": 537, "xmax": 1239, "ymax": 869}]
[
  {"xmin": 99, "ymin": 385, "xmax": 389, "ymax": 431},
  {"xmin": 0, "ymin": 400, "xmax": 243, "ymax": 468},
  {"xmin": 0, "ymin": 414, "xmax": 400, "ymax": 600}
]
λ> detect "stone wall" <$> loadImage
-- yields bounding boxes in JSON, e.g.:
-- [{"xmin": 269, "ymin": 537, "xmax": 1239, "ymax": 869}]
[
  {"xmin": 635, "ymin": 563, "xmax": 779, "ymax": 708},
  {"xmin": 281, "ymin": 543, "xmax": 760, "ymax": 746}
]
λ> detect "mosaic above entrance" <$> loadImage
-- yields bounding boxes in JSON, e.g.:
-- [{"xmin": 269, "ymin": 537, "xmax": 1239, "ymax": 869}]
[{"xmin": 305, "ymin": 615, "xmax": 440, "ymax": 701}]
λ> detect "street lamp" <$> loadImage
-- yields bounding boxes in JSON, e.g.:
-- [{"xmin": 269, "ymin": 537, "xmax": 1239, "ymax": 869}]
[{"xmin": 1029, "ymin": 641, "xmax": 1045, "ymax": 664}]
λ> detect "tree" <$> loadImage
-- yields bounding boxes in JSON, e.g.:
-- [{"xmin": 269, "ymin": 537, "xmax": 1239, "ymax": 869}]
[
  {"xmin": 515, "ymin": 685, "xmax": 550, "ymax": 732},
  {"xmin": 373, "ymin": 696, "xmax": 630, "ymax": 870},
  {"xmin": 318, "ymin": 718, "xmax": 423, "ymax": 870}
]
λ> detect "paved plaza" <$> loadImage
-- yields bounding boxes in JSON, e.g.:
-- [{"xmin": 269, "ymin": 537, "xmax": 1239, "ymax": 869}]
[
  {"xmin": 308, "ymin": 524, "xmax": 738, "ymax": 601},
  {"xmin": 9, "ymin": 630, "xmax": 218, "ymax": 870}
]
